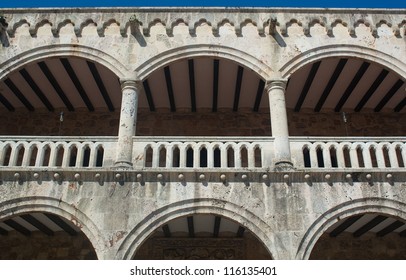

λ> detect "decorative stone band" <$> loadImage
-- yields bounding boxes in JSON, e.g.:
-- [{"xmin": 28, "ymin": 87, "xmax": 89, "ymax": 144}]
[{"xmin": 1, "ymin": 9, "xmax": 405, "ymax": 38}]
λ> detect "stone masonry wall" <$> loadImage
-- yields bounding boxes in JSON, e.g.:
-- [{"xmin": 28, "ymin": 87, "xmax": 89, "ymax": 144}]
[
  {"xmin": 0, "ymin": 231, "xmax": 97, "ymax": 260},
  {"xmin": 0, "ymin": 108, "xmax": 405, "ymax": 137}
]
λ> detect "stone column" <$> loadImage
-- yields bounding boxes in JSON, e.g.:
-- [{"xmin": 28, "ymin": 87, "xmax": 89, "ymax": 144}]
[
  {"xmin": 115, "ymin": 80, "xmax": 141, "ymax": 168},
  {"xmin": 266, "ymin": 79, "xmax": 293, "ymax": 170}
]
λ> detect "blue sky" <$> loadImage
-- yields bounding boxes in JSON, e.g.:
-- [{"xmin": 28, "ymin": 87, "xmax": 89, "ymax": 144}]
[{"xmin": 0, "ymin": 0, "xmax": 405, "ymax": 8}]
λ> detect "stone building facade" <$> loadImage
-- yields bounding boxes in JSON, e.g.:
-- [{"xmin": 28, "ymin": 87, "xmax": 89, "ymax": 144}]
[{"xmin": 0, "ymin": 7, "xmax": 405, "ymax": 259}]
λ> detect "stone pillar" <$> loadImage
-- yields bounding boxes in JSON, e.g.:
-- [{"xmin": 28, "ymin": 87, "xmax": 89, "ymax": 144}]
[
  {"xmin": 266, "ymin": 79, "xmax": 293, "ymax": 170},
  {"xmin": 115, "ymin": 80, "xmax": 141, "ymax": 168}
]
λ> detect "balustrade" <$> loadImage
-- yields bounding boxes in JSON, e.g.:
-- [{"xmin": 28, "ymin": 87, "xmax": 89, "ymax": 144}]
[
  {"xmin": 291, "ymin": 137, "xmax": 406, "ymax": 169},
  {"xmin": 0, "ymin": 136, "xmax": 117, "ymax": 168},
  {"xmin": 1, "ymin": 136, "xmax": 405, "ymax": 172}
]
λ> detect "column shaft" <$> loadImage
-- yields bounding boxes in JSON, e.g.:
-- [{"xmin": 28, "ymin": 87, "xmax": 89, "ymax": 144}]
[
  {"xmin": 115, "ymin": 80, "xmax": 141, "ymax": 168},
  {"xmin": 267, "ymin": 80, "xmax": 293, "ymax": 169}
]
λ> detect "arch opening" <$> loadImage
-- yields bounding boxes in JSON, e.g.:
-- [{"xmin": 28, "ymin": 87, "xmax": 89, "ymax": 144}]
[
  {"xmin": 133, "ymin": 214, "xmax": 272, "ymax": 260},
  {"xmin": 0, "ymin": 211, "xmax": 97, "ymax": 260},
  {"xmin": 0, "ymin": 55, "xmax": 122, "ymax": 137},
  {"xmin": 310, "ymin": 213, "xmax": 406, "ymax": 260},
  {"xmin": 136, "ymin": 56, "xmax": 271, "ymax": 137},
  {"xmin": 283, "ymin": 54, "xmax": 406, "ymax": 137}
]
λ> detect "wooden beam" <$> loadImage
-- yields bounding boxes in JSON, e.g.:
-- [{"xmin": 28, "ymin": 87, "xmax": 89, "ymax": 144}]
[
  {"xmin": 394, "ymin": 97, "xmax": 406, "ymax": 112},
  {"xmin": 374, "ymin": 79, "xmax": 404, "ymax": 112},
  {"xmin": 294, "ymin": 61, "xmax": 321, "ymax": 112},
  {"xmin": 314, "ymin": 58, "xmax": 347, "ymax": 112},
  {"xmin": 213, "ymin": 216, "xmax": 221, "ymax": 238},
  {"xmin": 162, "ymin": 224, "xmax": 171, "ymax": 238},
  {"xmin": 253, "ymin": 79, "xmax": 265, "ymax": 112},
  {"xmin": 233, "ymin": 66, "xmax": 244, "ymax": 111},
  {"xmin": 376, "ymin": 220, "xmax": 405, "ymax": 237},
  {"xmin": 0, "ymin": 225, "xmax": 8, "ymax": 236},
  {"xmin": 87, "ymin": 61, "xmax": 115, "ymax": 112},
  {"xmin": 44, "ymin": 213, "xmax": 77, "ymax": 236},
  {"xmin": 38, "ymin": 61, "xmax": 74, "ymax": 111},
  {"xmin": 21, "ymin": 214, "xmax": 54, "ymax": 236},
  {"xmin": 142, "ymin": 80, "xmax": 155, "ymax": 111},
  {"xmin": 188, "ymin": 59, "xmax": 196, "ymax": 112},
  {"xmin": 164, "ymin": 66, "xmax": 176, "ymax": 112},
  {"xmin": 335, "ymin": 62, "xmax": 370, "ymax": 112},
  {"xmin": 353, "ymin": 215, "xmax": 387, "ymax": 238},
  {"xmin": 399, "ymin": 229, "xmax": 406, "ymax": 237},
  {"xmin": 4, "ymin": 78, "xmax": 34, "ymax": 111},
  {"xmin": 355, "ymin": 69, "xmax": 389, "ymax": 112},
  {"xmin": 236, "ymin": 226, "xmax": 245, "ymax": 237},
  {"xmin": 187, "ymin": 216, "xmax": 195, "ymax": 238},
  {"xmin": 0, "ymin": 91, "xmax": 14, "ymax": 111},
  {"xmin": 212, "ymin": 59, "xmax": 219, "ymax": 112},
  {"xmin": 329, "ymin": 215, "xmax": 362, "ymax": 237},
  {"xmin": 60, "ymin": 58, "xmax": 94, "ymax": 111},
  {"xmin": 19, "ymin": 68, "xmax": 54, "ymax": 111},
  {"xmin": 4, "ymin": 219, "xmax": 31, "ymax": 236}
]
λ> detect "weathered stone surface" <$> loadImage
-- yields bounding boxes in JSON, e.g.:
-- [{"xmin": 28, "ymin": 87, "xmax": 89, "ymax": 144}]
[{"xmin": 0, "ymin": 7, "xmax": 405, "ymax": 260}]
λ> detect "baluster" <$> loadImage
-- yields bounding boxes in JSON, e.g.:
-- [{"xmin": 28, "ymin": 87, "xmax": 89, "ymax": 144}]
[
  {"xmin": 235, "ymin": 144, "xmax": 242, "ymax": 168},
  {"xmin": 152, "ymin": 143, "xmax": 159, "ymax": 168},
  {"xmin": 166, "ymin": 143, "xmax": 173, "ymax": 168},
  {"xmin": 309, "ymin": 145, "xmax": 319, "ymax": 168},
  {"xmin": 322, "ymin": 144, "xmax": 331, "ymax": 168},
  {"xmin": 220, "ymin": 144, "xmax": 227, "ymax": 168},
  {"xmin": 362, "ymin": 144, "xmax": 373, "ymax": 168},
  {"xmin": 21, "ymin": 143, "xmax": 31, "ymax": 167},
  {"xmin": 179, "ymin": 144, "xmax": 186, "ymax": 168},
  {"xmin": 388, "ymin": 144, "xmax": 399, "ymax": 168},
  {"xmin": 75, "ymin": 144, "xmax": 85, "ymax": 167},
  {"xmin": 8, "ymin": 143, "xmax": 19, "ymax": 166},
  {"xmin": 193, "ymin": 144, "xmax": 200, "ymax": 168},
  {"xmin": 248, "ymin": 144, "xmax": 255, "ymax": 168},
  {"xmin": 62, "ymin": 144, "xmax": 71, "ymax": 167},
  {"xmin": 375, "ymin": 144, "xmax": 387, "ymax": 168},
  {"xmin": 88, "ymin": 144, "xmax": 97, "ymax": 167},
  {"xmin": 207, "ymin": 143, "xmax": 214, "ymax": 168},
  {"xmin": 336, "ymin": 144, "xmax": 346, "ymax": 168},
  {"xmin": 350, "ymin": 144, "xmax": 360, "ymax": 168},
  {"xmin": 48, "ymin": 143, "xmax": 57, "ymax": 167}
]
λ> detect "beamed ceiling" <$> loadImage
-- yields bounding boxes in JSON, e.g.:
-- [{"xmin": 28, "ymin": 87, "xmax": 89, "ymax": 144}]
[
  {"xmin": 0, "ymin": 212, "xmax": 81, "ymax": 237},
  {"xmin": 327, "ymin": 213, "xmax": 406, "ymax": 238},
  {"xmin": 0, "ymin": 56, "xmax": 404, "ymax": 113},
  {"xmin": 1, "ymin": 213, "xmax": 405, "ymax": 241}
]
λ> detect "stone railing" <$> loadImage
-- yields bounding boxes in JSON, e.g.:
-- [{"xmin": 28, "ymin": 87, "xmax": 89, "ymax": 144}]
[
  {"xmin": 1, "ymin": 136, "xmax": 405, "ymax": 172},
  {"xmin": 290, "ymin": 137, "xmax": 406, "ymax": 170},
  {"xmin": 0, "ymin": 136, "xmax": 117, "ymax": 169},
  {"xmin": 132, "ymin": 137, "xmax": 273, "ymax": 170}
]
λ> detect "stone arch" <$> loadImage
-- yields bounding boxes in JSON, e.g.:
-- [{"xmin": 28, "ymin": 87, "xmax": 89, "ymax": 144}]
[
  {"xmin": 0, "ymin": 44, "xmax": 131, "ymax": 81},
  {"xmin": 116, "ymin": 198, "xmax": 276, "ymax": 260},
  {"xmin": 0, "ymin": 196, "xmax": 106, "ymax": 260},
  {"xmin": 279, "ymin": 44, "xmax": 406, "ymax": 79},
  {"xmin": 296, "ymin": 198, "xmax": 406, "ymax": 260},
  {"xmin": 135, "ymin": 44, "xmax": 273, "ymax": 81}
]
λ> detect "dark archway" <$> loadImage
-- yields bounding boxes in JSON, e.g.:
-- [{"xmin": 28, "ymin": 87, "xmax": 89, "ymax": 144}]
[
  {"xmin": 133, "ymin": 214, "xmax": 272, "ymax": 260},
  {"xmin": 0, "ymin": 212, "xmax": 97, "ymax": 260},
  {"xmin": 310, "ymin": 213, "xmax": 406, "ymax": 259},
  {"xmin": 0, "ymin": 56, "xmax": 122, "ymax": 136}
]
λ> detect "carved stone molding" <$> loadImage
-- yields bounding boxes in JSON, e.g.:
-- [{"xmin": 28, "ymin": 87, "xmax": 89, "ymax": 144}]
[{"xmin": 152, "ymin": 238, "xmax": 245, "ymax": 260}]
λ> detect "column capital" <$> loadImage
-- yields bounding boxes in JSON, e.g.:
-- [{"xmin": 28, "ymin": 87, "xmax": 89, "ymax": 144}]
[
  {"xmin": 265, "ymin": 79, "xmax": 288, "ymax": 92},
  {"xmin": 120, "ymin": 79, "xmax": 143, "ymax": 91}
]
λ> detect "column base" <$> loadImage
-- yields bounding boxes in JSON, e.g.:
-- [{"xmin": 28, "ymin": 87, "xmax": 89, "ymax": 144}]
[
  {"xmin": 113, "ymin": 161, "xmax": 133, "ymax": 169},
  {"xmin": 273, "ymin": 161, "xmax": 295, "ymax": 172}
]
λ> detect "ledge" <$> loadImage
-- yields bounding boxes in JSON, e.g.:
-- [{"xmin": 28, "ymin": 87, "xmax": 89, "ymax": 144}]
[{"xmin": 0, "ymin": 167, "xmax": 404, "ymax": 185}]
